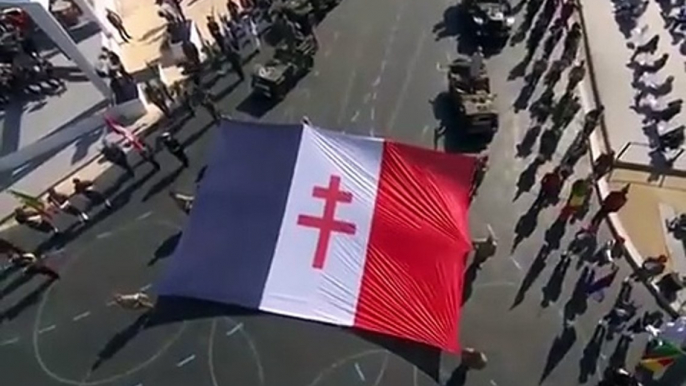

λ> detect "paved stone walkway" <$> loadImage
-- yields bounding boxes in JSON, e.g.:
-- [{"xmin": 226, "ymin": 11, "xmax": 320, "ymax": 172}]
[{"xmin": 579, "ymin": 0, "xmax": 686, "ymax": 314}]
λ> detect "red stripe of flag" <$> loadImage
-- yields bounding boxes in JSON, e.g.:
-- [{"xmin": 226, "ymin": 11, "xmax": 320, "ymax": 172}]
[{"xmin": 354, "ymin": 141, "xmax": 476, "ymax": 352}]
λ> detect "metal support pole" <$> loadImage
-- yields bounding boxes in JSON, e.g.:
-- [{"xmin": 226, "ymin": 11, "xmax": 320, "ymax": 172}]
[{"xmin": 23, "ymin": 3, "xmax": 111, "ymax": 98}]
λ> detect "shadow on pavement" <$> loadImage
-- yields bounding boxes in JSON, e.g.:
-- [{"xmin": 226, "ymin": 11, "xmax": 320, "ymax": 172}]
[
  {"xmin": 513, "ymin": 158, "xmax": 542, "ymax": 201},
  {"xmin": 540, "ymin": 323, "xmax": 577, "ymax": 384},
  {"xmin": 90, "ymin": 312, "xmax": 151, "ymax": 371},
  {"xmin": 512, "ymin": 245, "xmax": 550, "ymax": 308},
  {"xmin": 149, "ymin": 296, "xmax": 257, "ymax": 326},
  {"xmin": 236, "ymin": 93, "xmax": 280, "ymax": 118},
  {"xmin": 578, "ymin": 323, "xmax": 606, "ymax": 383},
  {"xmin": 512, "ymin": 200, "xmax": 544, "ymax": 252},
  {"xmin": 541, "ymin": 254, "xmax": 571, "ymax": 308},
  {"xmin": 563, "ymin": 266, "xmax": 594, "ymax": 321},
  {"xmin": 147, "ymin": 232, "xmax": 182, "ymax": 266},
  {"xmin": 0, "ymin": 279, "xmax": 53, "ymax": 322},
  {"xmin": 355, "ymin": 330, "xmax": 440, "ymax": 382},
  {"xmin": 543, "ymin": 216, "xmax": 568, "ymax": 251},
  {"xmin": 142, "ymin": 167, "xmax": 184, "ymax": 202},
  {"xmin": 430, "ymin": 92, "xmax": 491, "ymax": 154}
]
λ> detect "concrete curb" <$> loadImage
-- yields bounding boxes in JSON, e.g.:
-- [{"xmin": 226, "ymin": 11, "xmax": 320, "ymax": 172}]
[
  {"xmin": 576, "ymin": 3, "xmax": 682, "ymax": 316},
  {"xmin": 0, "ymin": 108, "xmax": 164, "ymax": 233}
]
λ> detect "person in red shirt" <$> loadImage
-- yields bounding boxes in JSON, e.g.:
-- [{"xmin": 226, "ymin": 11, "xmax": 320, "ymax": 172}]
[
  {"xmin": 535, "ymin": 168, "xmax": 563, "ymax": 208},
  {"xmin": 589, "ymin": 184, "xmax": 630, "ymax": 229}
]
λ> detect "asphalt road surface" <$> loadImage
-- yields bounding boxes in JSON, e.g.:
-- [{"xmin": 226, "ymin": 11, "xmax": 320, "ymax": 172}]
[{"xmin": 0, "ymin": 0, "xmax": 684, "ymax": 385}]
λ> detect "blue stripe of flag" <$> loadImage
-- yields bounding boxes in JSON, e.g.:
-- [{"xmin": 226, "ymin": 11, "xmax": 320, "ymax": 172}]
[{"xmin": 157, "ymin": 119, "xmax": 303, "ymax": 308}]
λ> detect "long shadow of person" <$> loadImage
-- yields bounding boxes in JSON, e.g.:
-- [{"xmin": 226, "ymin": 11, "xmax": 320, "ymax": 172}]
[
  {"xmin": 608, "ymin": 334, "xmax": 632, "ymax": 370},
  {"xmin": 445, "ymin": 364, "xmax": 468, "ymax": 386},
  {"xmin": 512, "ymin": 245, "xmax": 550, "ymax": 308},
  {"xmin": 147, "ymin": 232, "xmax": 182, "ymax": 266},
  {"xmin": 563, "ymin": 266, "xmax": 595, "ymax": 321},
  {"xmin": 512, "ymin": 201, "xmax": 545, "ymax": 253},
  {"xmin": 516, "ymin": 125, "xmax": 542, "ymax": 158},
  {"xmin": 0, "ymin": 279, "xmax": 53, "ymax": 322},
  {"xmin": 578, "ymin": 323, "xmax": 607, "ymax": 383},
  {"xmin": 462, "ymin": 258, "xmax": 481, "ymax": 305},
  {"xmin": 90, "ymin": 312, "xmax": 151, "ymax": 371},
  {"xmin": 544, "ymin": 216, "xmax": 568, "ymax": 251},
  {"xmin": 541, "ymin": 253, "xmax": 571, "ymax": 308},
  {"xmin": 540, "ymin": 322, "xmax": 577, "ymax": 383},
  {"xmin": 142, "ymin": 167, "xmax": 184, "ymax": 202},
  {"xmin": 514, "ymin": 159, "xmax": 543, "ymax": 201}
]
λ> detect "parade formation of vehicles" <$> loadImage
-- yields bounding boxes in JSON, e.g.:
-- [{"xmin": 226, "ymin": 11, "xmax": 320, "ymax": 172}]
[
  {"xmin": 447, "ymin": 56, "xmax": 499, "ymax": 135},
  {"xmin": 463, "ymin": 0, "xmax": 515, "ymax": 41}
]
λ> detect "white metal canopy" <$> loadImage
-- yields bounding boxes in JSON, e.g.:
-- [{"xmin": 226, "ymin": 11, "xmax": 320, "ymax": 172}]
[{"xmin": 0, "ymin": 0, "xmax": 110, "ymax": 96}]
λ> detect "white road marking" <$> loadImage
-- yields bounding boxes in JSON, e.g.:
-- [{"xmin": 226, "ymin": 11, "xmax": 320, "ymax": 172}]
[
  {"xmin": 372, "ymin": 76, "xmax": 381, "ymax": 87},
  {"xmin": 388, "ymin": 31, "xmax": 427, "ymax": 130},
  {"xmin": 380, "ymin": 59, "xmax": 388, "ymax": 72},
  {"xmin": 354, "ymin": 363, "xmax": 366, "ymax": 381},
  {"xmin": 509, "ymin": 256, "xmax": 523, "ymax": 271},
  {"xmin": 421, "ymin": 124, "xmax": 431, "ymax": 138},
  {"xmin": 226, "ymin": 323, "xmax": 243, "ymax": 336},
  {"xmin": 0, "ymin": 337, "xmax": 19, "ymax": 346},
  {"xmin": 38, "ymin": 325, "xmax": 56, "ymax": 334},
  {"xmin": 96, "ymin": 231, "xmax": 112, "ymax": 239},
  {"xmin": 137, "ymin": 211, "xmax": 152, "ymax": 221},
  {"xmin": 490, "ymin": 380, "xmax": 498, "ymax": 386},
  {"xmin": 72, "ymin": 311, "xmax": 91, "ymax": 321},
  {"xmin": 106, "ymin": 301, "xmax": 116, "ymax": 307},
  {"xmin": 324, "ymin": 49, "xmax": 331, "ymax": 58},
  {"xmin": 371, "ymin": 107, "xmax": 376, "ymax": 122},
  {"xmin": 176, "ymin": 354, "xmax": 196, "ymax": 367},
  {"xmin": 372, "ymin": 92, "xmax": 377, "ymax": 101},
  {"xmin": 139, "ymin": 284, "xmax": 152, "ymax": 292},
  {"xmin": 351, "ymin": 110, "xmax": 360, "ymax": 122},
  {"xmin": 363, "ymin": 93, "xmax": 372, "ymax": 103}
]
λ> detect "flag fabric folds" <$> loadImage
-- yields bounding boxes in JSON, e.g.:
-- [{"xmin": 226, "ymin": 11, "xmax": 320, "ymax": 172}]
[
  {"xmin": 8, "ymin": 189, "xmax": 51, "ymax": 218},
  {"xmin": 158, "ymin": 120, "xmax": 476, "ymax": 352},
  {"xmin": 639, "ymin": 340, "xmax": 683, "ymax": 372}
]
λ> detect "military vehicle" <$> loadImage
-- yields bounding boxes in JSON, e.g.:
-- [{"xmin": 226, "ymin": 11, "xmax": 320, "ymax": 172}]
[
  {"xmin": 447, "ymin": 57, "xmax": 498, "ymax": 135},
  {"xmin": 464, "ymin": 0, "xmax": 514, "ymax": 40},
  {"xmin": 251, "ymin": 36, "xmax": 317, "ymax": 100}
]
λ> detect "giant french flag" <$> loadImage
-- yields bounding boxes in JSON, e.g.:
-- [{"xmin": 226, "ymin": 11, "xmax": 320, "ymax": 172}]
[{"xmin": 158, "ymin": 120, "xmax": 476, "ymax": 352}]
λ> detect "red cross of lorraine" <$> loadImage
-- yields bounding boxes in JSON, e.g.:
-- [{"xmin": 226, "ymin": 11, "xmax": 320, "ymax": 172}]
[{"xmin": 297, "ymin": 175, "xmax": 357, "ymax": 270}]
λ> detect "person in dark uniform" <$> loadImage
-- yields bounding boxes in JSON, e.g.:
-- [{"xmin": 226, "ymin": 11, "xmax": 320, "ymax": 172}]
[
  {"xmin": 14, "ymin": 206, "xmax": 60, "ymax": 234},
  {"xmin": 196, "ymin": 89, "xmax": 221, "ymax": 122},
  {"xmin": 101, "ymin": 141, "xmax": 135, "ymax": 176},
  {"xmin": 106, "ymin": 9, "xmax": 133, "ymax": 42},
  {"xmin": 207, "ymin": 15, "xmax": 226, "ymax": 54},
  {"xmin": 138, "ymin": 143, "xmax": 161, "ymax": 171},
  {"xmin": 72, "ymin": 179, "xmax": 112, "ymax": 210},
  {"xmin": 47, "ymin": 188, "xmax": 89, "ymax": 223},
  {"xmin": 159, "ymin": 132, "xmax": 189, "ymax": 167}
]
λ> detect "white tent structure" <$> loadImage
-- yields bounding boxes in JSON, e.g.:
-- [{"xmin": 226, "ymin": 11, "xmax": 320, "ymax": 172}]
[{"xmin": 0, "ymin": 0, "xmax": 110, "ymax": 96}]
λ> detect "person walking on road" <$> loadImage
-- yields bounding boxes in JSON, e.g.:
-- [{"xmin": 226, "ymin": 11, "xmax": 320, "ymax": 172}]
[
  {"xmin": 535, "ymin": 168, "xmax": 564, "ymax": 207},
  {"xmin": 113, "ymin": 292, "xmax": 155, "ymax": 310},
  {"xmin": 593, "ymin": 151, "xmax": 615, "ymax": 179},
  {"xmin": 47, "ymin": 188, "xmax": 89, "ymax": 224},
  {"xmin": 589, "ymin": 185, "xmax": 630, "ymax": 230},
  {"xmin": 0, "ymin": 238, "xmax": 25, "ymax": 258},
  {"xmin": 72, "ymin": 178, "xmax": 112, "ymax": 210},
  {"xmin": 101, "ymin": 141, "xmax": 135, "ymax": 177},
  {"xmin": 138, "ymin": 143, "xmax": 161, "ymax": 171},
  {"xmin": 106, "ymin": 9, "xmax": 133, "ymax": 43},
  {"xmin": 628, "ymin": 255, "xmax": 667, "ymax": 282},
  {"xmin": 630, "ymin": 34, "xmax": 660, "ymax": 61},
  {"xmin": 159, "ymin": 132, "xmax": 189, "ymax": 167},
  {"xmin": 196, "ymin": 89, "xmax": 221, "ymax": 122},
  {"xmin": 560, "ymin": 176, "xmax": 592, "ymax": 221},
  {"xmin": 11, "ymin": 252, "xmax": 61, "ymax": 281},
  {"xmin": 566, "ymin": 60, "xmax": 586, "ymax": 93},
  {"xmin": 14, "ymin": 206, "xmax": 60, "ymax": 234}
]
